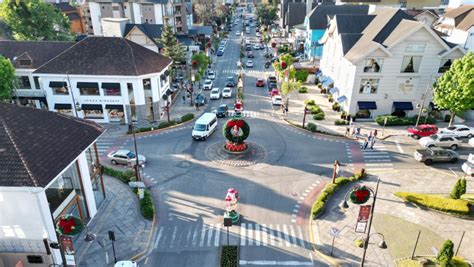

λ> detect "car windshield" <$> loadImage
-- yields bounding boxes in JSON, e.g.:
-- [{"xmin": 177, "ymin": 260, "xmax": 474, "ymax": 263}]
[
  {"xmin": 195, "ymin": 124, "xmax": 206, "ymax": 131},
  {"xmin": 205, "ymin": 81, "xmax": 211, "ymax": 84},
  {"xmin": 430, "ymin": 135, "xmax": 439, "ymax": 140},
  {"xmin": 223, "ymin": 89, "xmax": 230, "ymax": 92},
  {"xmin": 446, "ymin": 126, "xmax": 457, "ymax": 130},
  {"xmin": 126, "ymin": 151, "xmax": 136, "ymax": 158},
  {"xmin": 218, "ymin": 106, "xmax": 226, "ymax": 111},
  {"xmin": 212, "ymin": 89, "xmax": 219, "ymax": 93}
]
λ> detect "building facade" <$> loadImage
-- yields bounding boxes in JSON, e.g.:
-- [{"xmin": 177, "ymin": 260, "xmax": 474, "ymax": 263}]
[
  {"xmin": 434, "ymin": 5, "xmax": 474, "ymax": 52},
  {"xmin": 32, "ymin": 37, "xmax": 173, "ymax": 124},
  {"xmin": 334, "ymin": 0, "xmax": 449, "ymax": 9},
  {"xmin": 0, "ymin": 103, "xmax": 104, "ymax": 266},
  {"xmin": 319, "ymin": 8, "xmax": 465, "ymax": 119}
]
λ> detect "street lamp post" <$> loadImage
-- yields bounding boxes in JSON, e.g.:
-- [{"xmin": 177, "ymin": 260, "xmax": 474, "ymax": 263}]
[
  {"xmin": 340, "ymin": 177, "xmax": 382, "ymax": 266},
  {"xmin": 129, "ymin": 122, "xmax": 141, "ymax": 182},
  {"xmin": 66, "ymin": 72, "xmax": 79, "ymax": 118},
  {"xmin": 415, "ymin": 74, "xmax": 434, "ymax": 127}
]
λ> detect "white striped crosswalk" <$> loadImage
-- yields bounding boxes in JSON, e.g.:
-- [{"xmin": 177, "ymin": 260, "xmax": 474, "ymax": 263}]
[
  {"xmin": 154, "ymin": 223, "xmax": 308, "ymax": 250},
  {"xmin": 228, "ymin": 110, "xmax": 279, "ymax": 119},
  {"xmin": 360, "ymin": 140, "xmax": 396, "ymax": 174},
  {"xmin": 221, "ymin": 69, "xmax": 273, "ymax": 75}
]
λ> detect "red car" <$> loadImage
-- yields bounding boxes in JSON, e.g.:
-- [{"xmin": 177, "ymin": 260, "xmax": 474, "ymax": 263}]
[
  {"xmin": 256, "ymin": 78, "xmax": 265, "ymax": 87},
  {"xmin": 407, "ymin": 124, "xmax": 438, "ymax": 139}
]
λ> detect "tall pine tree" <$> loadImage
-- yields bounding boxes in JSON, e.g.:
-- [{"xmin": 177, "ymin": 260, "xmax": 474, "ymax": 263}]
[{"xmin": 157, "ymin": 23, "xmax": 186, "ymax": 65}]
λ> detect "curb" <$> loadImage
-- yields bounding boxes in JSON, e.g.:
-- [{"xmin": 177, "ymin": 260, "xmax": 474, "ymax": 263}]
[
  {"xmin": 283, "ymin": 118, "xmax": 350, "ymax": 141},
  {"xmin": 130, "ymin": 202, "xmax": 157, "ymax": 261}
]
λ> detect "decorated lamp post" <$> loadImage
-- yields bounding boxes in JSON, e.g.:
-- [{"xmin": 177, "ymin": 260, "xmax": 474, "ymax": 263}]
[{"xmin": 224, "ymin": 188, "xmax": 240, "ymax": 224}]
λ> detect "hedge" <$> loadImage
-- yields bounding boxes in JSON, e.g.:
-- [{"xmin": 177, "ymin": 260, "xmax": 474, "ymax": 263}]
[
  {"xmin": 313, "ymin": 112, "xmax": 325, "ymax": 120},
  {"xmin": 375, "ymin": 115, "xmax": 436, "ymax": 126},
  {"xmin": 158, "ymin": 120, "xmax": 177, "ymax": 129},
  {"xmin": 295, "ymin": 70, "xmax": 309, "ymax": 82},
  {"xmin": 306, "ymin": 122, "xmax": 317, "ymax": 132},
  {"xmin": 304, "ymin": 99, "xmax": 315, "ymax": 106},
  {"xmin": 394, "ymin": 192, "xmax": 470, "ymax": 215},
  {"xmin": 140, "ymin": 189, "xmax": 155, "ymax": 220},
  {"xmin": 335, "ymin": 119, "xmax": 350, "ymax": 125},
  {"xmin": 298, "ymin": 86, "xmax": 308, "ymax": 93},
  {"xmin": 181, "ymin": 113, "xmax": 195, "ymax": 123},
  {"xmin": 102, "ymin": 165, "xmax": 136, "ymax": 183},
  {"xmin": 221, "ymin": 246, "xmax": 238, "ymax": 267},
  {"xmin": 311, "ymin": 172, "xmax": 366, "ymax": 219}
]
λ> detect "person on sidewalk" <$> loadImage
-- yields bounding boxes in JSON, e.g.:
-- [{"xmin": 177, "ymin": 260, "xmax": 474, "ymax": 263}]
[
  {"xmin": 373, "ymin": 129, "xmax": 378, "ymax": 138},
  {"xmin": 345, "ymin": 127, "xmax": 350, "ymax": 136},
  {"xmin": 182, "ymin": 95, "xmax": 186, "ymax": 104},
  {"xmin": 285, "ymin": 105, "xmax": 288, "ymax": 115},
  {"xmin": 369, "ymin": 138, "xmax": 376, "ymax": 150},
  {"xmin": 361, "ymin": 138, "xmax": 369, "ymax": 150}
]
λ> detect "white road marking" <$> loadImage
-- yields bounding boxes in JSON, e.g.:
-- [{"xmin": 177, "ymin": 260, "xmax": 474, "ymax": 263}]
[
  {"xmin": 199, "ymin": 225, "xmax": 207, "ymax": 247},
  {"xmin": 363, "ymin": 155, "xmax": 390, "ymax": 158},
  {"xmin": 261, "ymin": 224, "xmax": 268, "ymax": 246},
  {"xmin": 239, "ymin": 260, "xmax": 313, "ymax": 266},
  {"xmin": 395, "ymin": 140, "xmax": 404, "ymax": 153},
  {"xmin": 297, "ymin": 226, "xmax": 306, "ymax": 248},
  {"xmin": 248, "ymin": 224, "xmax": 253, "ymax": 246},
  {"xmin": 214, "ymin": 223, "xmax": 221, "ymax": 247},
  {"xmin": 255, "ymin": 224, "xmax": 261, "ymax": 246},
  {"xmin": 154, "ymin": 227, "xmax": 164, "ymax": 249},
  {"xmin": 282, "ymin": 225, "xmax": 291, "ymax": 247},
  {"xmin": 207, "ymin": 224, "xmax": 214, "ymax": 247},
  {"xmin": 364, "ymin": 159, "xmax": 392, "ymax": 162},
  {"xmin": 365, "ymin": 163, "xmax": 393, "ymax": 166},
  {"xmin": 170, "ymin": 226, "xmax": 178, "ymax": 248},
  {"xmin": 289, "ymin": 225, "xmax": 297, "ymax": 247},
  {"xmin": 192, "ymin": 224, "xmax": 199, "ymax": 246},
  {"xmin": 241, "ymin": 223, "xmax": 247, "ymax": 246},
  {"xmin": 276, "ymin": 224, "xmax": 283, "ymax": 246}
]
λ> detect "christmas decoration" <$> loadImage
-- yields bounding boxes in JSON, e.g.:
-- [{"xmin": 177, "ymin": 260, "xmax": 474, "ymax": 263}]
[
  {"xmin": 56, "ymin": 215, "xmax": 84, "ymax": 236},
  {"xmin": 281, "ymin": 61, "xmax": 287, "ymax": 70},
  {"xmin": 349, "ymin": 186, "xmax": 371, "ymax": 204},
  {"xmin": 225, "ymin": 188, "xmax": 240, "ymax": 224}
]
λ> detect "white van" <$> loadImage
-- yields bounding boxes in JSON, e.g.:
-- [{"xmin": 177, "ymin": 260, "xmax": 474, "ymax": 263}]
[{"xmin": 192, "ymin": 112, "xmax": 218, "ymax": 140}]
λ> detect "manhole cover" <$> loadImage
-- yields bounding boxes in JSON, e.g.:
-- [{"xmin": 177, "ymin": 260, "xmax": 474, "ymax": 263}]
[{"xmin": 205, "ymin": 141, "xmax": 267, "ymax": 167}]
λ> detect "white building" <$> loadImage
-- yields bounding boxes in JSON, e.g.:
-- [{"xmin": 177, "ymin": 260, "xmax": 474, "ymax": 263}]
[
  {"xmin": 434, "ymin": 5, "xmax": 474, "ymax": 52},
  {"xmin": 319, "ymin": 8, "xmax": 465, "ymax": 119},
  {"xmin": 32, "ymin": 36, "xmax": 172, "ymax": 124},
  {"xmin": 0, "ymin": 103, "xmax": 105, "ymax": 266}
]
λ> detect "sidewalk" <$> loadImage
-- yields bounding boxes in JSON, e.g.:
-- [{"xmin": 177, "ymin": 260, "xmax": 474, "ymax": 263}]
[
  {"xmin": 310, "ymin": 171, "xmax": 474, "ymax": 266},
  {"xmin": 74, "ymin": 176, "xmax": 153, "ymax": 266},
  {"xmin": 168, "ymin": 85, "xmax": 205, "ymax": 121}
]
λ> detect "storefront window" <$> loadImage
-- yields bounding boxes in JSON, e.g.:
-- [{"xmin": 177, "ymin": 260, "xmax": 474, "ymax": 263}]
[
  {"xmin": 108, "ymin": 109, "xmax": 124, "ymax": 122},
  {"xmin": 18, "ymin": 76, "xmax": 31, "ymax": 89},
  {"xmin": 57, "ymin": 109, "xmax": 73, "ymax": 115},
  {"xmin": 438, "ymin": 59, "xmax": 452, "ymax": 73},
  {"xmin": 359, "ymin": 79, "xmax": 379, "ymax": 94},
  {"xmin": 80, "ymin": 87, "xmax": 100, "ymax": 95},
  {"xmin": 84, "ymin": 109, "xmax": 104, "ymax": 119},
  {"xmin": 356, "ymin": 109, "xmax": 371, "ymax": 119},
  {"xmin": 104, "ymin": 88, "xmax": 121, "ymax": 96},
  {"xmin": 53, "ymin": 86, "xmax": 69, "ymax": 95},
  {"xmin": 143, "ymin": 79, "xmax": 151, "ymax": 90},
  {"xmin": 363, "ymin": 58, "xmax": 383, "ymax": 73},
  {"xmin": 33, "ymin": 76, "xmax": 41, "ymax": 89}
]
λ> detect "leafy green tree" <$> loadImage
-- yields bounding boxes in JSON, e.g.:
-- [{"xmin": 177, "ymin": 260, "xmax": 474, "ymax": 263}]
[
  {"xmin": 436, "ymin": 240, "xmax": 454, "ymax": 266},
  {"xmin": 0, "ymin": 56, "xmax": 16, "ymax": 101},
  {"xmin": 191, "ymin": 52, "xmax": 209, "ymax": 82},
  {"xmin": 273, "ymin": 53, "xmax": 295, "ymax": 79},
  {"xmin": 450, "ymin": 178, "xmax": 467, "ymax": 199},
  {"xmin": 256, "ymin": 4, "xmax": 278, "ymax": 25},
  {"xmin": 0, "ymin": 19, "xmax": 12, "ymax": 39},
  {"xmin": 194, "ymin": 0, "xmax": 215, "ymax": 25},
  {"xmin": 281, "ymin": 81, "xmax": 301, "ymax": 96},
  {"xmin": 0, "ymin": 0, "xmax": 74, "ymax": 41},
  {"xmin": 157, "ymin": 23, "xmax": 186, "ymax": 65},
  {"xmin": 433, "ymin": 52, "xmax": 474, "ymax": 125}
]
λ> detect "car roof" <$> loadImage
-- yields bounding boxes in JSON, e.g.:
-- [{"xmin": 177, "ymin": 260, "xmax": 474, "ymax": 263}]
[
  {"xmin": 223, "ymin": 87, "xmax": 231, "ymax": 90},
  {"xmin": 115, "ymin": 149, "xmax": 131, "ymax": 155},
  {"xmin": 211, "ymin": 88, "xmax": 220, "ymax": 91}
]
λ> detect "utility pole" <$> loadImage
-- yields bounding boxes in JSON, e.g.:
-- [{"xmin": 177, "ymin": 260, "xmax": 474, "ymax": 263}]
[
  {"xmin": 415, "ymin": 74, "xmax": 433, "ymax": 127},
  {"xmin": 130, "ymin": 122, "xmax": 141, "ymax": 181},
  {"xmin": 360, "ymin": 178, "xmax": 381, "ymax": 266}
]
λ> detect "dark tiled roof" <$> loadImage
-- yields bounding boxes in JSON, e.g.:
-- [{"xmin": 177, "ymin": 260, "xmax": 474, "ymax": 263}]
[
  {"xmin": 308, "ymin": 4, "xmax": 369, "ymax": 29},
  {"xmin": 67, "ymin": 13, "xmax": 81, "ymax": 21},
  {"xmin": 336, "ymin": 14, "xmax": 375, "ymax": 33},
  {"xmin": 0, "ymin": 41, "xmax": 74, "ymax": 69},
  {"xmin": 53, "ymin": 2, "xmax": 77, "ymax": 13},
  {"xmin": 341, "ymin": 33, "xmax": 363, "ymax": 54},
  {"xmin": 192, "ymin": 26, "xmax": 212, "ymax": 36},
  {"xmin": 124, "ymin": 23, "xmax": 163, "ymax": 47},
  {"xmin": 176, "ymin": 35, "xmax": 194, "ymax": 46},
  {"xmin": 0, "ymin": 103, "xmax": 104, "ymax": 187},
  {"xmin": 373, "ymin": 9, "xmax": 415, "ymax": 44},
  {"xmin": 34, "ymin": 37, "xmax": 172, "ymax": 76},
  {"xmin": 287, "ymin": 3, "xmax": 307, "ymax": 29}
]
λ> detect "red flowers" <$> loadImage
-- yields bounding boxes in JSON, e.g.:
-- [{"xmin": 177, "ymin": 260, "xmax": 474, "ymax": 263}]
[{"xmin": 226, "ymin": 142, "xmax": 247, "ymax": 152}]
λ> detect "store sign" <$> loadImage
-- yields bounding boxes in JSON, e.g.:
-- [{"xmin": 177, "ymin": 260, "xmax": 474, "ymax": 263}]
[
  {"xmin": 82, "ymin": 99, "xmax": 121, "ymax": 103},
  {"xmin": 398, "ymin": 77, "xmax": 418, "ymax": 94},
  {"xmin": 355, "ymin": 205, "xmax": 371, "ymax": 233}
]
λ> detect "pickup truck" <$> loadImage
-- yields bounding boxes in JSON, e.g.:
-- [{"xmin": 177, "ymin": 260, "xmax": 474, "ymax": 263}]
[{"xmin": 413, "ymin": 147, "xmax": 459, "ymax": 165}]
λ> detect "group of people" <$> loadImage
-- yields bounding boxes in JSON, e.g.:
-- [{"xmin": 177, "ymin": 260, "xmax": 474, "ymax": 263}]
[
  {"xmin": 345, "ymin": 126, "xmax": 378, "ymax": 150},
  {"xmin": 361, "ymin": 133, "xmax": 377, "ymax": 150}
]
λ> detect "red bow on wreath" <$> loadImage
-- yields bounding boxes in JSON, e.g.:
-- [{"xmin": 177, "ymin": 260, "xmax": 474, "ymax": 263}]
[
  {"xmin": 227, "ymin": 120, "xmax": 244, "ymax": 128},
  {"xmin": 58, "ymin": 217, "xmax": 76, "ymax": 235},
  {"xmin": 354, "ymin": 188, "xmax": 370, "ymax": 202}
]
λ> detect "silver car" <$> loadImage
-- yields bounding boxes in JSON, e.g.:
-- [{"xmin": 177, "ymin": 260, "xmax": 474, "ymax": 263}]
[{"xmin": 107, "ymin": 149, "xmax": 146, "ymax": 166}]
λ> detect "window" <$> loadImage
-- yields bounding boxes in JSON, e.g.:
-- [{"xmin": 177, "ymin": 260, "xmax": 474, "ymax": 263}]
[
  {"xmin": 405, "ymin": 43, "xmax": 426, "ymax": 53},
  {"xmin": 363, "ymin": 58, "xmax": 383, "ymax": 73},
  {"xmin": 102, "ymin": 83, "xmax": 122, "ymax": 96},
  {"xmin": 356, "ymin": 109, "xmax": 371, "ymax": 119},
  {"xmin": 438, "ymin": 59, "xmax": 452, "ymax": 73},
  {"xmin": 80, "ymin": 87, "xmax": 100, "ymax": 95},
  {"xmin": 83, "ymin": 108, "xmax": 104, "ymax": 119},
  {"xmin": 52, "ymin": 86, "xmax": 68, "ymax": 95},
  {"xmin": 33, "ymin": 76, "xmax": 40, "ymax": 89},
  {"xmin": 401, "ymin": 56, "xmax": 422, "ymax": 73},
  {"xmin": 143, "ymin": 79, "xmax": 151, "ymax": 90},
  {"xmin": 359, "ymin": 79, "xmax": 379, "ymax": 94},
  {"xmin": 18, "ymin": 76, "xmax": 31, "ymax": 89}
]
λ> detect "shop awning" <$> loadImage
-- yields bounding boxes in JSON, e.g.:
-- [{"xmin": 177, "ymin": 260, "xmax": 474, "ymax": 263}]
[
  {"xmin": 49, "ymin": 81, "xmax": 67, "ymax": 87},
  {"xmin": 54, "ymin": 103, "xmax": 72, "ymax": 109},
  {"xmin": 336, "ymin": 96, "xmax": 347, "ymax": 103},
  {"xmin": 77, "ymin": 82, "xmax": 99, "ymax": 88},
  {"xmin": 358, "ymin": 101, "xmax": 377, "ymax": 110},
  {"xmin": 329, "ymin": 87, "xmax": 338, "ymax": 94},
  {"xmin": 322, "ymin": 77, "xmax": 334, "ymax": 88},
  {"xmin": 105, "ymin": 104, "xmax": 124, "ymax": 110},
  {"xmin": 101, "ymin": 83, "xmax": 120, "ymax": 89},
  {"xmin": 82, "ymin": 104, "xmax": 103, "ymax": 110},
  {"xmin": 393, "ymin": 101, "xmax": 414, "ymax": 110},
  {"xmin": 166, "ymin": 89, "xmax": 173, "ymax": 96}
]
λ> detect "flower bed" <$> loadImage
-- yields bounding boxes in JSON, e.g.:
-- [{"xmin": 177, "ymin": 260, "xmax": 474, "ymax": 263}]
[
  {"xmin": 140, "ymin": 189, "xmax": 154, "ymax": 220},
  {"xmin": 394, "ymin": 192, "xmax": 470, "ymax": 215},
  {"xmin": 102, "ymin": 165, "xmax": 136, "ymax": 183}
]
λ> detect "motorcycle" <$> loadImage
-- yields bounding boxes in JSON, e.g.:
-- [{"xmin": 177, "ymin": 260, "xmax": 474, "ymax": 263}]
[{"xmin": 264, "ymin": 61, "xmax": 271, "ymax": 69}]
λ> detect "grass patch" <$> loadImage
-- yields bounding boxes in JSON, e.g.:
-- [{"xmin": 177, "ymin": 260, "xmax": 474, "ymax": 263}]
[
  {"xmin": 140, "ymin": 189, "xmax": 154, "ymax": 220},
  {"xmin": 102, "ymin": 165, "xmax": 136, "ymax": 183},
  {"xmin": 311, "ymin": 172, "xmax": 366, "ymax": 219},
  {"xmin": 394, "ymin": 192, "xmax": 470, "ymax": 215},
  {"xmin": 221, "ymin": 245, "xmax": 238, "ymax": 267}
]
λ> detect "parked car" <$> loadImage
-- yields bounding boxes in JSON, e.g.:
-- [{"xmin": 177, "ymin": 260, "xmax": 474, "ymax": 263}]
[
  {"xmin": 268, "ymin": 82, "xmax": 277, "ymax": 90},
  {"xmin": 413, "ymin": 147, "xmax": 459, "ymax": 165},
  {"xmin": 217, "ymin": 49, "xmax": 224, "ymax": 56},
  {"xmin": 245, "ymin": 45, "xmax": 252, "ymax": 51},
  {"xmin": 108, "ymin": 149, "xmax": 146, "ymax": 166},
  {"xmin": 419, "ymin": 134, "xmax": 462, "ymax": 150},
  {"xmin": 246, "ymin": 60, "xmax": 253, "ymax": 68},
  {"xmin": 247, "ymin": 51, "xmax": 254, "ymax": 58},
  {"xmin": 195, "ymin": 93, "xmax": 207, "ymax": 106},
  {"xmin": 210, "ymin": 88, "xmax": 221, "ymax": 100},
  {"xmin": 253, "ymin": 44, "xmax": 260, "ymax": 50},
  {"xmin": 272, "ymin": 95, "xmax": 283, "ymax": 106},
  {"xmin": 115, "ymin": 260, "xmax": 139, "ymax": 267},
  {"xmin": 267, "ymin": 76, "xmax": 277, "ymax": 84},
  {"xmin": 215, "ymin": 104, "xmax": 229, "ymax": 118},
  {"xmin": 236, "ymin": 31, "xmax": 241, "ymax": 36},
  {"xmin": 222, "ymin": 87, "xmax": 232, "ymax": 98},
  {"xmin": 225, "ymin": 77, "xmax": 236, "ymax": 87},
  {"xmin": 469, "ymin": 137, "xmax": 474, "ymax": 147},
  {"xmin": 407, "ymin": 124, "xmax": 438, "ymax": 139},
  {"xmin": 203, "ymin": 79, "xmax": 213, "ymax": 90},
  {"xmin": 207, "ymin": 70, "xmax": 216, "ymax": 80},
  {"xmin": 439, "ymin": 125, "xmax": 474, "ymax": 138},
  {"xmin": 256, "ymin": 78, "xmax": 265, "ymax": 87}
]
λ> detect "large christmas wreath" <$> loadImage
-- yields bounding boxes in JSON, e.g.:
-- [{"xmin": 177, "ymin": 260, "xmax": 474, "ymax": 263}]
[
  {"xmin": 56, "ymin": 215, "xmax": 84, "ymax": 236},
  {"xmin": 349, "ymin": 185, "xmax": 371, "ymax": 205},
  {"xmin": 223, "ymin": 118, "xmax": 250, "ymax": 144}
]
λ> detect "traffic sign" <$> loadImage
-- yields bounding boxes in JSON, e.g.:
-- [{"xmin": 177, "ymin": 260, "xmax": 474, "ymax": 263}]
[{"xmin": 329, "ymin": 227, "xmax": 340, "ymax": 238}]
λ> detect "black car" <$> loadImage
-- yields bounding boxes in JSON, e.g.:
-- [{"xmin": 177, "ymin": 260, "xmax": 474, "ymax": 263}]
[
  {"xmin": 225, "ymin": 77, "xmax": 236, "ymax": 87},
  {"xmin": 267, "ymin": 76, "xmax": 277, "ymax": 85},
  {"xmin": 195, "ymin": 93, "xmax": 207, "ymax": 106},
  {"xmin": 215, "ymin": 104, "xmax": 229, "ymax": 118},
  {"xmin": 245, "ymin": 46, "xmax": 252, "ymax": 51},
  {"xmin": 268, "ymin": 82, "xmax": 277, "ymax": 90}
]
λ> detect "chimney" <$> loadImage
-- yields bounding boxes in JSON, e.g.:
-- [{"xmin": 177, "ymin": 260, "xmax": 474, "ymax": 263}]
[{"xmin": 101, "ymin": 17, "xmax": 130, "ymax": 37}]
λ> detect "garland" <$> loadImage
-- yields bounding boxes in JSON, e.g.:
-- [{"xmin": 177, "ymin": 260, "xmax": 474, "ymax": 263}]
[
  {"xmin": 223, "ymin": 118, "xmax": 250, "ymax": 144},
  {"xmin": 349, "ymin": 186, "xmax": 371, "ymax": 204},
  {"xmin": 56, "ymin": 215, "xmax": 84, "ymax": 236}
]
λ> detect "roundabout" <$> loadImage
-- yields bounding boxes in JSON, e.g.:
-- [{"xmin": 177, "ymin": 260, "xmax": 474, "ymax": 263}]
[{"xmin": 205, "ymin": 141, "xmax": 267, "ymax": 167}]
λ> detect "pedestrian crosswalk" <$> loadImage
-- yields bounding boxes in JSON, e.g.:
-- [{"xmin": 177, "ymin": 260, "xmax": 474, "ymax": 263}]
[
  {"xmin": 96, "ymin": 131, "xmax": 123, "ymax": 157},
  {"xmin": 154, "ymin": 223, "xmax": 308, "ymax": 250},
  {"xmin": 221, "ymin": 69, "xmax": 273, "ymax": 75},
  {"xmin": 360, "ymin": 140, "xmax": 396, "ymax": 174},
  {"xmin": 227, "ymin": 110, "xmax": 280, "ymax": 119}
]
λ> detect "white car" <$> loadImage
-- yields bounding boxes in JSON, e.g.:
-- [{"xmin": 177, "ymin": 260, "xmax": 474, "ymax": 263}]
[
  {"xmin": 253, "ymin": 44, "xmax": 260, "ymax": 50},
  {"xmin": 462, "ymin": 154, "xmax": 474, "ymax": 176},
  {"xmin": 469, "ymin": 137, "xmax": 474, "ymax": 147},
  {"xmin": 207, "ymin": 70, "xmax": 216, "ymax": 80},
  {"xmin": 236, "ymin": 31, "xmax": 241, "ymax": 36},
  {"xmin": 419, "ymin": 134, "xmax": 462, "ymax": 150},
  {"xmin": 439, "ymin": 124, "xmax": 474, "ymax": 138},
  {"xmin": 203, "ymin": 79, "xmax": 213, "ymax": 90},
  {"xmin": 210, "ymin": 88, "xmax": 221, "ymax": 100},
  {"xmin": 256, "ymin": 32, "xmax": 261, "ymax": 37},
  {"xmin": 272, "ymin": 95, "xmax": 283, "ymax": 106},
  {"xmin": 107, "ymin": 149, "xmax": 146, "ymax": 166},
  {"xmin": 246, "ymin": 60, "xmax": 253, "ymax": 68},
  {"xmin": 222, "ymin": 87, "xmax": 232, "ymax": 98},
  {"xmin": 115, "ymin": 261, "xmax": 138, "ymax": 267}
]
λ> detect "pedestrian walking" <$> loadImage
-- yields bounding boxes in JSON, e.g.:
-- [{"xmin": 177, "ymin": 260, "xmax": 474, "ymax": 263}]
[
  {"xmin": 285, "ymin": 105, "xmax": 288, "ymax": 115},
  {"xmin": 361, "ymin": 138, "xmax": 368, "ymax": 150},
  {"xmin": 373, "ymin": 129, "xmax": 378, "ymax": 138},
  {"xmin": 356, "ymin": 127, "xmax": 361, "ymax": 136},
  {"xmin": 369, "ymin": 138, "xmax": 376, "ymax": 150},
  {"xmin": 182, "ymin": 95, "xmax": 186, "ymax": 104},
  {"xmin": 281, "ymin": 104, "xmax": 286, "ymax": 115},
  {"xmin": 345, "ymin": 127, "xmax": 350, "ymax": 136}
]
